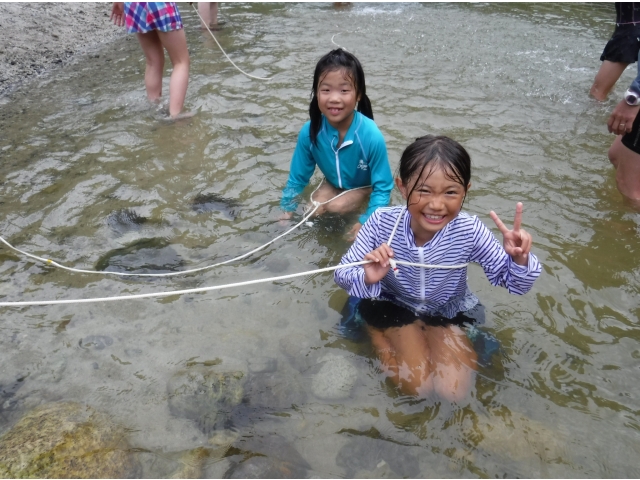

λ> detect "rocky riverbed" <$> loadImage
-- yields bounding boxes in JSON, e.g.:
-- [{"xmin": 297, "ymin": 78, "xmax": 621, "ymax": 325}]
[{"xmin": 0, "ymin": 3, "xmax": 124, "ymax": 98}]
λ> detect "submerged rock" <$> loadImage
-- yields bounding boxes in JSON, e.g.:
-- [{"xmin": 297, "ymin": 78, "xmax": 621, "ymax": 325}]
[
  {"xmin": 167, "ymin": 365, "xmax": 246, "ymax": 435},
  {"xmin": 476, "ymin": 413, "xmax": 567, "ymax": 464},
  {"xmin": 0, "ymin": 375, "xmax": 26, "ymax": 406},
  {"xmin": 168, "ymin": 432, "xmax": 238, "ymax": 480},
  {"xmin": 279, "ymin": 333, "xmax": 318, "ymax": 372},
  {"xmin": 336, "ymin": 432, "xmax": 419, "ymax": 478},
  {"xmin": 225, "ymin": 434, "xmax": 311, "ymax": 479},
  {"xmin": 95, "ymin": 237, "xmax": 185, "ymax": 273},
  {"xmin": 0, "ymin": 402, "xmax": 139, "ymax": 478},
  {"xmin": 244, "ymin": 365, "xmax": 307, "ymax": 410},
  {"xmin": 247, "ymin": 356, "xmax": 277, "ymax": 374},
  {"xmin": 264, "ymin": 257, "xmax": 289, "ymax": 273},
  {"xmin": 354, "ymin": 459, "xmax": 402, "ymax": 479},
  {"xmin": 106, "ymin": 208, "xmax": 147, "ymax": 236},
  {"xmin": 170, "ymin": 446, "xmax": 210, "ymax": 479},
  {"xmin": 311, "ymin": 353, "xmax": 358, "ymax": 400},
  {"xmin": 191, "ymin": 193, "xmax": 240, "ymax": 219}
]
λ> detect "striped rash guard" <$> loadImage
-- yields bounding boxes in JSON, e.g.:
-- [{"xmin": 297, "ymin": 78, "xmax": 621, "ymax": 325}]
[
  {"xmin": 334, "ymin": 206, "xmax": 542, "ymax": 319},
  {"xmin": 280, "ymin": 111, "xmax": 393, "ymax": 225}
]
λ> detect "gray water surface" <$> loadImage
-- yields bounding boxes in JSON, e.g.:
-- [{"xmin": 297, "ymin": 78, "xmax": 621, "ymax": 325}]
[{"xmin": 1, "ymin": 3, "xmax": 639, "ymax": 478}]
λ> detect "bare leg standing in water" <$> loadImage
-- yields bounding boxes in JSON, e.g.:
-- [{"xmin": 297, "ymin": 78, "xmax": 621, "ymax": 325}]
[
  {"xmin": 137, "ymin": 29, "xmax": 190, "ymax": 118},
  {"xmin": 111, "ymin": 2, "xmax": 191, "ymax": 119},
  {"xmin": 198, "ymin": 2, "xmax": 221, "ymax": 29},
  {"xmin": 590, "ymin": 3, "xmax": 640, "ymax": 101},
  {"xmin": 591, "ymin": 60, "xmax": 629, "ymax": 101}
]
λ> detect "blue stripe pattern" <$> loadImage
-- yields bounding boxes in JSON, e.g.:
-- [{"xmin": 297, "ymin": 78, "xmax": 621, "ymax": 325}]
[{"xmin": 334, "ymin": 206, "xmax": 542, "ymax": 319}]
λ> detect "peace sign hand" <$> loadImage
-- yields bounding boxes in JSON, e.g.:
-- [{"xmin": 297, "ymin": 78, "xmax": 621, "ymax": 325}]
[{"xmin": 489, "ymin": 202, "xmax": 532, "ymax": 266}]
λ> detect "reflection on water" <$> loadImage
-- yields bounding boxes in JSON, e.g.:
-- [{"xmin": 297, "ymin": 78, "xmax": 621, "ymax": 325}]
[{"xmin": 0, "ymin": 2, "xmax": 639, "ymax": 478}]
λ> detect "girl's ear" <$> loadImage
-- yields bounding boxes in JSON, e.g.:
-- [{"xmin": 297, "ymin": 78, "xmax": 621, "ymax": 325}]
[
  {"xmin": 395, "ymin": 177, "xmax": 408, "ymax": 200},
  {"xmin": 466, "ymin": 182, "xmax": 471, "ymax": 192}
]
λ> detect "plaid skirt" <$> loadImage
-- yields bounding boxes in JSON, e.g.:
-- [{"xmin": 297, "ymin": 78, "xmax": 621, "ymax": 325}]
[{"xmin": 125, "ymin": 2, "xmax": 183, "ymax": 34}]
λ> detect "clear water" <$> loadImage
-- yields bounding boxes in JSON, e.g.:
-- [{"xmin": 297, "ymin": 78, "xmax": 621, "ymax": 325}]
[{"xmin": 0, "ymin": 2, "xmax": 639, "ymax": 478}]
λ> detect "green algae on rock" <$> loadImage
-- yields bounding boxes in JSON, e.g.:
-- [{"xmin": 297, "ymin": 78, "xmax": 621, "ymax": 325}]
[
  {"xmin": 167, "ymin": 365, "xmax": 246, "ymax": 435},
  {"xmin": 0, "ymin": 402, "xmax": 139, "ymax": 479}
]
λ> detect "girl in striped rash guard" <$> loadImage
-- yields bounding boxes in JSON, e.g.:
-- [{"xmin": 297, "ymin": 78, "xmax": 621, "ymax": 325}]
[{"xmin": 334, "ymin": 135, "xmax": 541, "ymax": 402}]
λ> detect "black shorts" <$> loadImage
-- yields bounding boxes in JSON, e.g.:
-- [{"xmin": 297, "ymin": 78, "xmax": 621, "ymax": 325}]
[
  {"xmin": 621, "ymin": 107, "xmax": 640, "ymax": 154},
  {"xmin": 338, "ymin": 297, "xmax": 500, "ymax": 365},
  {"xmin": 340, "ymin": 297, "xmax": 485, "ymax": 331},
  {"xmin": 600, "ymin": 24, "xmax": 640, "ymax": 63}
]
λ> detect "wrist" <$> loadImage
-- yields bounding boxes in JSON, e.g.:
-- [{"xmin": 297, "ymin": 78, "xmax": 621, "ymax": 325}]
[
  {"xmin": 624, "ymin": 89, "xmax": 640, "ymax": 106},
  {"xmin": 512, "ymin": 253, "xmax": 528, "ymax": 267}
]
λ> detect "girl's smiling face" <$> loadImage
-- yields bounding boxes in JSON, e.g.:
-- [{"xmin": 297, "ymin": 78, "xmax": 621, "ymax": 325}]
[
  {"xmin": 397, "ymin": 163, "xmax": 470, "ymax": 247},
  {"xmin": 317, "ymin": 68, "xmax": 360, "ymax": 134}
]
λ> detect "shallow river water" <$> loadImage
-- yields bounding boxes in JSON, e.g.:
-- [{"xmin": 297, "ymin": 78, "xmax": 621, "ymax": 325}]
[{"xmin": 0, "ymin": 2, "xmax": 639, "ymax": 478}]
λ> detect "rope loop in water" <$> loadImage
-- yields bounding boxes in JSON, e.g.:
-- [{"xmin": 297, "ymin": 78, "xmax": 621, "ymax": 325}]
[
  {"xmin": 0, "ymin": 183, "xmax": 469, "ymax": 307},
  {"xmin": 192, "ymin": 4, "xmax": 273, "ymax": 81},
  {"xmin": 0, "ymin": 180, "xmax": 366, "ymax": 278}
]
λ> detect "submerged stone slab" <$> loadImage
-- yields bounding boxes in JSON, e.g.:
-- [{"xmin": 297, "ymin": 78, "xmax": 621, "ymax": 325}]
[
  {"xmin": 167, "ymin": 364, "xmax": 246, "ymax": 435},
  {"xmin": 0, "ymin": 401, "xmax": 139, "ymax": 478},
  {"xmin": 311, "ymin": 353, "xmax": 358, "ymax": 401}
]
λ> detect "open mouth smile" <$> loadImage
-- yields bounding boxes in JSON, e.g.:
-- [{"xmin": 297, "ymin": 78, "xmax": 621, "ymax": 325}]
[{"xmin": 422, "ymin": 213, "xmax": 446, "ymax": 224}]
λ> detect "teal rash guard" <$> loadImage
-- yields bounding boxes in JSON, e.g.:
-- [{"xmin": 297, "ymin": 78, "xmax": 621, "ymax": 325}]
[{"xmin": 280, "ymin": 111, "xmax": 394, "ymax": 225}]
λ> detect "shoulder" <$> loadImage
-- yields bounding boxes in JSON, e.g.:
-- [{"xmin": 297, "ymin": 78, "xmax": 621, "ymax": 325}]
[
  {"xmin": 296, "ymin": 121, "xmax": 312, "ymax": 145},
  {"xmin": 368, "ymin": 205, "xmax": 404, "ymax": 228},
  {"xmin": 455, "ymin": 211, "xmax": 479, "ymax": 226},
  {"xmin": 354, "ymin": 113, "xmax": 385, "ymax": 142},
  {"xmin": 298, "ymin": 120, "xmax": 311, "ymax": 136}
]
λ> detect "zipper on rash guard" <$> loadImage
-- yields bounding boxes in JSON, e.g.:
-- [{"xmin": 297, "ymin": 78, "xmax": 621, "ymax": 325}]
[
  {"xmin": 332, "ymin": 139, "xmax": 353, "ymax": 189},
  {"xmin": 418, "ymin": 247, "xmax": 425, "ymax": 301}
]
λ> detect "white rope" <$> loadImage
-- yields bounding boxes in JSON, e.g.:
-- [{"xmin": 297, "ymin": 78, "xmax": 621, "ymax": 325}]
[
  {"xmin": 0, "ymin": 257, "xmax": 469, "ymax": 307},
  {"xmin": 0, "ymin": 181, "xmax": 368, "ymax": 278},
  {"xmin": 331, "ymin": 33, "xmax": 347, "ymax": 51},
  {"xmin": 384, "ymin": 207, "xmax": 468, "ymax": 271},
  {"xmin": 386, "ymin": 206, "xmax": 405, "ymax": 247},
  {"xmin": 0, "ymin": 190, "xmax": 471, "ymax": 307},
  {"xmin": 0, "ymin": 261, "xmax": 367, "ymax": 307},
  {"xmin": 0, "ymin": 257, "xmax": 470, "ymax": 307},
  {"xmin": 192, "ymin": 4, "xmax": 272, "ymax": 81}
]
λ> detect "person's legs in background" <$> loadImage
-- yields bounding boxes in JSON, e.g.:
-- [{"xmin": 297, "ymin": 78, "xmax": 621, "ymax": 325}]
[
  {"xmin": 609, "ymin": 135, "xmax": 640, "ymax": 203},
  {"xmin": 135, "ymin": 31, "xmax": 165, "ymax": 103},
  {"xmin": 198, "ymin": 2, "xmax": 218, "ymax": 29},
  {"xmin": 591, "ymin": 60, "xmax": 629, "ymax": 101},
  {"xmin": 157, "ymin": 28, "xmax": 190, "ymax": 117}
]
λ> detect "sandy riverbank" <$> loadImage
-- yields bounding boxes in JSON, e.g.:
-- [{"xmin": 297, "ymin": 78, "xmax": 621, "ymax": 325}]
[{"xmin": 0, "ymin": 3, "xmax": 124, "ymax": 97}]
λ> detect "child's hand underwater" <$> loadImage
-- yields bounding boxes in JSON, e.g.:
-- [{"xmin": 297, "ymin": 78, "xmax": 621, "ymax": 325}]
[
  {"xmin": 489, "ymin": 202, "xmax": 532, "ymax": 266},
  {"xmin": 363, "ymin": 243, "xmax": 394, "ymax": 285},
  {"xmin": 277, "ymin": 210, "xmax": 294, "ymax": 227}
]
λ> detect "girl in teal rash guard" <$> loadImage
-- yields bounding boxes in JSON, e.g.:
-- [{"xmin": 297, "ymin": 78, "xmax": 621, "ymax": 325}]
[{"xmin": 279, "ymin": 49, "xmax": 393, "ymax": 241}]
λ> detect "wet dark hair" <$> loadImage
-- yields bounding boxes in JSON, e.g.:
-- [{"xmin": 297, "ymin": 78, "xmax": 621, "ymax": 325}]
[
  {"xmin": 309, "ymin": 49, "xmax": 373, "ymax": 145},
  {"xmin": 398, "ymin": 135, "xmax": 471, "ymax": 208}
]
